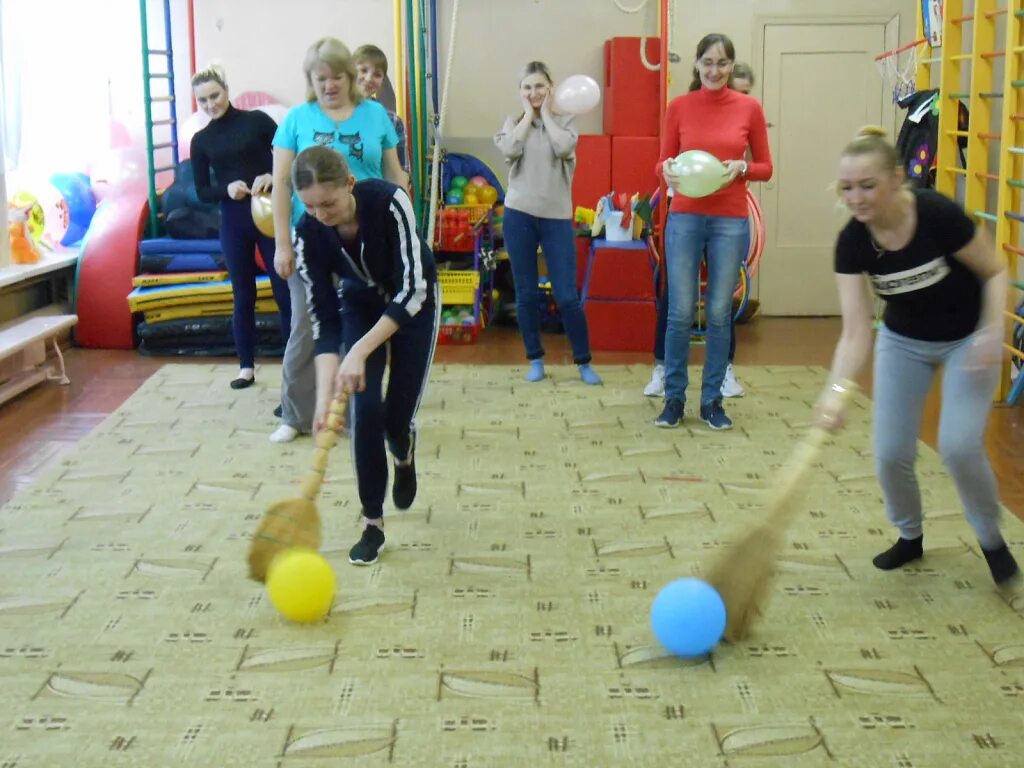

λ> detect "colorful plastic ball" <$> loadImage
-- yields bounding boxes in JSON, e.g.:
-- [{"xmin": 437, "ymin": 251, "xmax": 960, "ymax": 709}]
[
  {"xmin": 9, "ymin": 191, "xmax": 46, "ymax": 243},
  {"xmin": 450, "ymin": 175, "xmax": 468, "ymax": 189},
  {"xmin": 478, "ymin": 185, "xmax": 498, "ymax": 205},
  {"xmin": 446, "ymin": 189, "xmax": 464, "ymax": 205},
  {"xmin": 266, "ymin": 548, "xmax": 336, "ymax": 623},
  {"xmin": 467, "ymin": 175, "xmax": 488, "ymax": 189},
  {"xmin": 49, "ymin": 172, "xmax": 96, "ymax": 245},
  {"xmin": 463, "ymin": 191, "xmax": 480, "ymax": 206},
  {"xmin": 650, "ymin": 578, "xmax": 726, "ymax": 657}
]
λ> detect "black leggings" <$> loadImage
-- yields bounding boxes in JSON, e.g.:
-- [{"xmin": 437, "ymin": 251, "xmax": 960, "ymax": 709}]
[
  {"xmin": 342, "ymin": 284, "xmax": 440, "ymax": 519},
  {"xmin": 219, "ymin": 199, "xmax": 291, "ymax": 368}
]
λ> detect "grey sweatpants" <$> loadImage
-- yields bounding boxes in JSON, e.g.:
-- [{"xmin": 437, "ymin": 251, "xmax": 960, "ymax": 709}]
[
  {"xmin": 278, "ymin": 271, "xmax": 316, "ymax": 433},
  {"xmin": 873, "ymin": 324, "xmax": 1003, "ymax": 548}
]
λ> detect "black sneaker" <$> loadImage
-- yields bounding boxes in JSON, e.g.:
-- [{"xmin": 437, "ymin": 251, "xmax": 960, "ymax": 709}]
[
  {"xmin": 392, "ymin": 432, "xmax": 417, "ymax": 510},
  {"xmin": 699, "ymin": 398, "xmax": 733, "ymax": 430},
  {"xmin": 273, "ymin": 404, "xmax": 283, "ymax": 419},
  {"xmin": 982, "ymin": 543, "xmax": 1021, "ymax": 586},
  {"xmin": 655, "ymin": 397, "xmax": 685, "ymax": 428},
  {"xmin": 349, "ymin": 525, "xmax": 385, "ymax": 566}
]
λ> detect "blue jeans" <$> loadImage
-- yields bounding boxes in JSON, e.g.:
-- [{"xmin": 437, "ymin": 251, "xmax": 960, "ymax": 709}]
[
  {"xmin": 663, "ymin": 213, "xmax": 749, "ymax": 404},
  {"xmin": 503, "ymin": 208, "xmax": 592, "ymax": 364},
  {"xmin": 653, "ymin": 254, "xmax": 741, "ymax": 364}
]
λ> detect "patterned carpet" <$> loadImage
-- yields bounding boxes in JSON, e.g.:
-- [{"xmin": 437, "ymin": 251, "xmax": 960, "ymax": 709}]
[{"xmin": 1, "ymin": 363, "xmax": 1022, "ymax": 767}]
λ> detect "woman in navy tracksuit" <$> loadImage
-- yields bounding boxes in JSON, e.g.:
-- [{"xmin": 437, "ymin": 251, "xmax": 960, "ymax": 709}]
[
  {"xmin": 291, "ymin": 144, "xmax": 439, "ymax": 566},
  {"xmin": 190, "ymin": 64, "xmax": 291, "ymax": 388}
]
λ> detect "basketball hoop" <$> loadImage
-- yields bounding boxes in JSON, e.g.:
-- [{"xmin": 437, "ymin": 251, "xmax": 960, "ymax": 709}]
[{"xmin": 875, "ymin": 38, "xmax": 926, "ymax": 103}]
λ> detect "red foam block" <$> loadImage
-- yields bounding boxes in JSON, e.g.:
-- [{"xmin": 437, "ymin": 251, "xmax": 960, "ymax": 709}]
[
  {"xmin": 603, "ymin": 37, "xmax": 660, "ymax": 137},
  {"xmin": 584, "ymin": 243, "xmax": 655, "ymax": 301},
  {"xmin": 584, "ymin": 298, "xmax": 656, "ymax": 352},
  {"xmin": 612, "ymin": 135, "xmax": 660, "ymax": 200},
  {"xmin": 573, "ymin": 134, "xmax": 611, "ymax": 212}
]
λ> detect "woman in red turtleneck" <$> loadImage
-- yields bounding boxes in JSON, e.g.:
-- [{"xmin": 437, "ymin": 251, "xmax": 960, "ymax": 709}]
[{"xmin": 655, "ymin": 33, "xmax": 772, "ymax": 430}]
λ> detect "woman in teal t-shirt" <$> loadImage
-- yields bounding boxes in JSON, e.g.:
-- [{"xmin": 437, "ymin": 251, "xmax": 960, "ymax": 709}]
[{"xmin": 269, "ymin": 37, "xmax": 406, "ymax": 443}]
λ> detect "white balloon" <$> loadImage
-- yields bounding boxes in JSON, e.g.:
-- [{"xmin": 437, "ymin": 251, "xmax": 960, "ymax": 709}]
[
  {"xmin": 177, "ymin": 111, "xmax": 211, "ymax": 160},
  {"xmin": 255, "ymin": 103, "xmax": 290, "ymax": 125},
  {"xmin": 554, "ymin": 75, "xmax": 601, "ymax": 115}
]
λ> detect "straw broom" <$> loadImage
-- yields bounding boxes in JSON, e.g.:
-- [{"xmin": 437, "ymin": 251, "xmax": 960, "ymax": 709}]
[
  {"xmin": 706, "ymin": 381, "xmax": 855, "ymax": 642},
  {"xmin": 247, "ymin": 392, "xmax": 348, "ymax": 582}
]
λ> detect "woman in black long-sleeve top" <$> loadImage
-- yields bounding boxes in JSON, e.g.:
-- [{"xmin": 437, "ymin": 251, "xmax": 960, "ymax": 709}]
[
  {"xmin": 291, "ymin": 145, "xmax": 439, "ymax": 567},
  {"xmin": 190, "ymin": 64, "xmax": 291, "ymax": 388}
]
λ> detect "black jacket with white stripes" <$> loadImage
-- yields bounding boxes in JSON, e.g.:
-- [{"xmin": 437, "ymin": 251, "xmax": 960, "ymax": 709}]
[{"xmin": 294, "ymin": 179, "xmax": 436, "ymax": 356}]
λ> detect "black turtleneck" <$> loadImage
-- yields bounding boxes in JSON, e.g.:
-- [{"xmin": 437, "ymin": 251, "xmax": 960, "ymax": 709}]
[{"xmin": 190, "ymin": 105, "xmax": 278, "ymax": 203}]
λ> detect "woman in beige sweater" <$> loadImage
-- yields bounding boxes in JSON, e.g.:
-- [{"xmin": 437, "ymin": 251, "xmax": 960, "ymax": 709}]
[{"xmin": 494, "ymin": 61, "xmax": 600, "ymax": 385}]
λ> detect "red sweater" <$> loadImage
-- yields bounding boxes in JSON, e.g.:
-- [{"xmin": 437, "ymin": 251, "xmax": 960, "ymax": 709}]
[{"xmin": 658, "ymin": 86, "xmax": 772, "ymax": 218}]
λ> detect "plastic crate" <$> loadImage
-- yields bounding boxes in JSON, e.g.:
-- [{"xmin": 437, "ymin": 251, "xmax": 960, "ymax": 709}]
[
  {"xmin": 438, "ymin": 270, "xmax": 481, "ymax": 305},
  {"xmin": 437, "ymin": 323, "xmax": 481, "ymax": 345},
  {"xmin": 434, "ymin": 204, "xmax": 491, "ymax": 252}
]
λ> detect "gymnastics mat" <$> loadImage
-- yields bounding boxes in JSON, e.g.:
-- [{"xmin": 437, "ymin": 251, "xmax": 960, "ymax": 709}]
[{"xmin": 126, "ymin": 276, "xmax": 274, "ymax": 312}]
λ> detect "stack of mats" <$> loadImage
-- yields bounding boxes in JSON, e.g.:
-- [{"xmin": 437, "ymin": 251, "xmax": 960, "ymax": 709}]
[{"xmin": 129, "ymin": 238, "xmax": 284, "ymax": 357}]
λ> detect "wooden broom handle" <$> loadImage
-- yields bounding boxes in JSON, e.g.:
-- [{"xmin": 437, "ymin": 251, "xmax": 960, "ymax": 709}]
[
  {"xmin": 764, "ymin": 379, "xmax": 857, "ymax": 522},
  {"xmin": 298, "ymin": 392, "xmax": 349, "ymax": 501}
]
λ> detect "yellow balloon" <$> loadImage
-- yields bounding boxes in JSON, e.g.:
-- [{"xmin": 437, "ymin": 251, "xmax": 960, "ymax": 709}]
[
  {"xmin": 266, "ymin": 548, "xmax": 336, "ymax": 623},
  {"xmin": 251, "ymin": 193, "xmax": 275, "ymax": 238}
]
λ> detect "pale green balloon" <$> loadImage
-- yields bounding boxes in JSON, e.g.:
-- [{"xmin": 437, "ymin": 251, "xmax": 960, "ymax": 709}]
[{"xmin": 670, "ymin": 150, "xmax": 727, "ymax": 198}]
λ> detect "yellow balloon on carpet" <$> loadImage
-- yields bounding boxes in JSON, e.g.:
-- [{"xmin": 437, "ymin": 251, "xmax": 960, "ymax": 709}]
[
  {"xmin": 266, "ymin": 548, "xmax": 336, "ymax": 623},
  {"xmin": 251, "ymin": 193, "xmax": 275, "ymax": 238}
]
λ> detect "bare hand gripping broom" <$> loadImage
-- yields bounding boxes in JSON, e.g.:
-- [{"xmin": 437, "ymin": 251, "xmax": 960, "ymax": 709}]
[
  {"xmin": 705, "ymin": 381, "xmax": 855, "ymax": 642},
  {"xmin": 247, "ymin": 392, "xmax": 349, "ymax": 582}
]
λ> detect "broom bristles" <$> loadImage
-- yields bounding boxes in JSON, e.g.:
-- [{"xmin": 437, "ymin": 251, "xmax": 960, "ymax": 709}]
[
  {"xmin": 246, "ymin": 392, "xmax": 349, "ymax": 582},
  {"xmin": 706, "ymin": 382, "xmax": 855, "ymax": 641}
]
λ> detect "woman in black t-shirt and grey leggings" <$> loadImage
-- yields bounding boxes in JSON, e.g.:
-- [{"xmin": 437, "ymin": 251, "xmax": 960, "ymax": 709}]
[{"xmin": 816, "ymin": 126, "xmax": 1018, "ymax": 587}]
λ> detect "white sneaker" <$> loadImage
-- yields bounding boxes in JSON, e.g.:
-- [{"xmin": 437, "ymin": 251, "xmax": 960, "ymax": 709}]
[
  {"xmin": 269, "ymin": 424, "xmax": 300, "ymax": 443},
  {"xmin": 644, "ymin": 364, "xmax": 666, "ymax": 398},
  {"xmin": 721, "ymin": 364, "xmax": 744, "ymax": 398}
]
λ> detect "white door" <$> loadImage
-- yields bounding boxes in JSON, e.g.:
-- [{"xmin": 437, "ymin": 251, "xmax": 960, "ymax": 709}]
[{"xmin": 759, "ymin": 23, "xmax": 890, "ymax": 315}]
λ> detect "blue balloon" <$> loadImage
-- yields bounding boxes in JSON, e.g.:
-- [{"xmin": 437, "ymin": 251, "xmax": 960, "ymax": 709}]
[{"xmin": 650, "ymin": 578, "xmax": 726, "ymax": 657}]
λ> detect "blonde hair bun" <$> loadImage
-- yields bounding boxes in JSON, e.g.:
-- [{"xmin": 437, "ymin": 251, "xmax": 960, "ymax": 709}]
[
  {"xmin": 191, "ymin": 62, "xmax": 227, "ymax": 89},
  {"xmin": 856, "ymin": 125, "xmax": 888, "ymax": 140}
]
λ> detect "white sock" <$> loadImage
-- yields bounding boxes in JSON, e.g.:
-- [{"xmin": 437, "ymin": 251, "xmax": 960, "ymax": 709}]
[
  {"xmin": 269, "ymin": 424, "xmax": 299, "ymax": 443},
  {"xmin": 238, "ymin": 367, "xmax": 255, "ymax": 380},
  {"xmin": 365, "ymin": 517, "xmax": 384, "ymax": 530}
]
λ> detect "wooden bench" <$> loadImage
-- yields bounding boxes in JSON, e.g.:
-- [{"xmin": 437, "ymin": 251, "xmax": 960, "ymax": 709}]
[{"xmin": 0, "ymin": 314, "xmax": 78, "ymax": 407}]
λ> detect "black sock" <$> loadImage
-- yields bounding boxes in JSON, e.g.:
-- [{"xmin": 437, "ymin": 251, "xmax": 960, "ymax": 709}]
[
  {"xmin": 981, "ymin": 543, "xmax": 1020, "ymax": 586},
  {"xmin": 872, "ymin": 535, "xmax": 924, "ymax": 570}
]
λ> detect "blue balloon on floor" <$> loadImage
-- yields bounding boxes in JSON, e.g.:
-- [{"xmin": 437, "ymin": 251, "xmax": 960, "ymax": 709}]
[{"xmin": 650, "ymin": 578, "xmax": 726, "ymax": 657}]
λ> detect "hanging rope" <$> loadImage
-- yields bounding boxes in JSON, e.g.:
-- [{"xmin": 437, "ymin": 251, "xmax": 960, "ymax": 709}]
[
  {"xmin": 425, "ymin": 0, "xmax": 459, "ymax": 249},
  {"xmin": 611, "ymin": 0, "xmax": 675, "ymax": 72}
]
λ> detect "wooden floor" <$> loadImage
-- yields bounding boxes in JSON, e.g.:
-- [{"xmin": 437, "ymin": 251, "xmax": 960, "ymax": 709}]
[{"xmin": 1, "ymin": 317, "xmax": 1022, "ymax": 520}]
